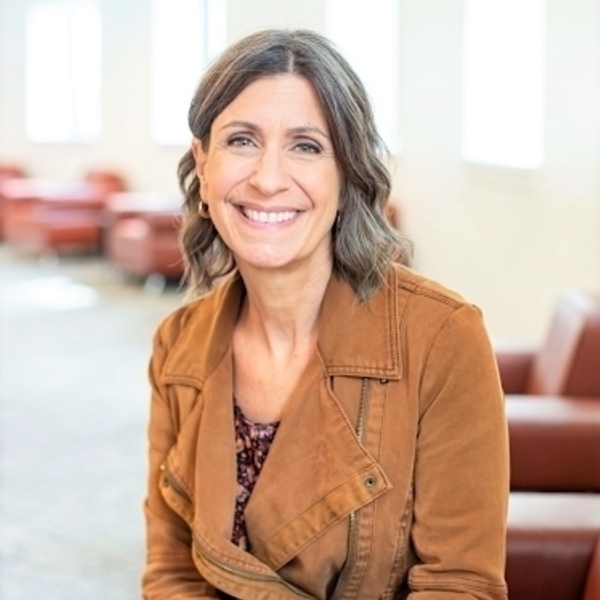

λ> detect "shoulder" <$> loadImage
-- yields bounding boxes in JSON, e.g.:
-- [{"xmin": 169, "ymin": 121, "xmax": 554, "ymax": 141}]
[
  {"xmin": 386, "ymin": 263, "xmax": 488, "ymax": 345},
  {"xmin": 153, "ymin": 294, "xmax": 209, "ymax": 351},
  {"xmin": 152, "ymin": 275, "xmax": 236, "ymax": 352},
  {"xmin": 390, "ymin": 263, "xmax": 469, "ymax": 307},
  {"xmin": 150, "ymin": 274, "xmax": 243, "ymax": 383},
  {"xmin": 390, "ymin": 263, "xmax": 478, "ymax": 313}
]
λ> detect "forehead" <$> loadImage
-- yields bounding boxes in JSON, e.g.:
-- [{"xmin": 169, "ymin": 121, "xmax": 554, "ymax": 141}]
[{"xmin": 216, "ymin": 74, "xmax": 329, "ymax": 126}]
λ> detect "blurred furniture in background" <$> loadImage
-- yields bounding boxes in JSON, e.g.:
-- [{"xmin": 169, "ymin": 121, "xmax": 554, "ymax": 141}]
[
  {"xmin": 495, "ymin": 290, "xmax": 600, "ymax": 397},
  {"xmin": 1, "ymin": 169, "xmax": 126, "ymax": 253},
  {"xmin": 507, "ymin": 395, "xmax": 600, "ymax": 492},
  {"xmin": 500, "ymin": 290, "xmax": 600, "ymax": 598},
  {"xmin": 507, "ymin": 493, "xmax": 600, "ymax": 600},
  {"xmin": 0, "ymin": 164, "xmax": 26, "ymax": 179},
  {"xmin": 104, "ymin": 191, "xmax": 184, "ymax": 285},
  {"xmin": 0, "ymin": 163, "xmax": 27, "ymax": 237}
]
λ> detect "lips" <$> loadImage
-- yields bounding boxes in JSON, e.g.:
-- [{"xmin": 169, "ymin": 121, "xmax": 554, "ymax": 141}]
[{"xmin": 241, "ymin": 207, "xmax": 298, "ymax": 223}]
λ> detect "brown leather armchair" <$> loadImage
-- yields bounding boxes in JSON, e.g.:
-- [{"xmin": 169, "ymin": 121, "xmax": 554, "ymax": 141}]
[
  {"xmin": 104, "ymin": 191, "xmax": 184, "ymax": 283},
  {"xmin": 0, "ymin": 164, "xmax": 27, "ymax": 238},
  {"xmin": 507, "ymin": 493, "xmax": 600, "ymax": 600},
  {"xmin": 496, "ymin": 290, "xmax": 600, "ymax": 492},
  {"xmin": 507, "ymin": 395, "xmax": 600, "ymax": 492},
  {"xmin": 496, "ymin": 290, "xmax": 600, "ymax": 397},
  {"xmin": 498, "ymin": 294, "xmax": 600, "ymax": 598},
  {"xmin": 1, "ymin": 169, "xmax": 126, "ymax": 253}
]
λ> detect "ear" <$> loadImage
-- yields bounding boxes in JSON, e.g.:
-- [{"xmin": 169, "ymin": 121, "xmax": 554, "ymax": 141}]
[{"xmin": 191, "ymin": 137, "xmax": 208, "ymax": 196}]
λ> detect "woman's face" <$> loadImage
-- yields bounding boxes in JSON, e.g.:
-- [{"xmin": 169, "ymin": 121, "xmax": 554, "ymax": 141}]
[{"xmin": 192, "ymin": 74, "xmax": 342, "ymax": 277}]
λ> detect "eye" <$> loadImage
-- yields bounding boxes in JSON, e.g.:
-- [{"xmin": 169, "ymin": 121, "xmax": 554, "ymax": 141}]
[
  {"xmin": 227, "ymin": 135, "xmax": 256, "ymax": 148},
  {"xmin": 294, "ymin": 141, "xmax": 322, "ymax": 154}
]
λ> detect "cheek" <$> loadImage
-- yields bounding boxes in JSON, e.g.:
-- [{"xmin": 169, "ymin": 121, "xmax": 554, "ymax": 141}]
[
  {"xmin": 312, "ymin": 170, "xmax": 342, "ymax": 209},
  {"xmin": 203, "ymin": 159, "xmax": 247, "ymax": 201}
]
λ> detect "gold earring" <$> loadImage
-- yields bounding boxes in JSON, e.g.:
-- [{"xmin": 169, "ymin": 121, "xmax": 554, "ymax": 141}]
[{"xmin": 199, "ymin": 199, "xmax": 210, "ymax": 219}]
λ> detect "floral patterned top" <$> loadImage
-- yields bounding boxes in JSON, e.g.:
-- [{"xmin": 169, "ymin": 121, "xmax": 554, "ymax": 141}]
[{"xmin": 232, "ymin": 403, "xmax": 280, "ymax": 550}]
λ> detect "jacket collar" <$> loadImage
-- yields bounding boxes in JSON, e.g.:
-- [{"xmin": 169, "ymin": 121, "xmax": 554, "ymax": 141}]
[{"xmin": 162, "ymin": 270, "xmax": 403, "ymax": 386}]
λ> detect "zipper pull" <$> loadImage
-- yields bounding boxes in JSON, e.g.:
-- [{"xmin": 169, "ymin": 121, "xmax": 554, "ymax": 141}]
[{"xmin": 160, "ymin": 463, "xmax": 169, "ymax": 487}]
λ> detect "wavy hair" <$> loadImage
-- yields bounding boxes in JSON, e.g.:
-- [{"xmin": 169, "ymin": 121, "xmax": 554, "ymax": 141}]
[{"xmin": 178, "ymin": 29, "xmax": 411, "ymax": 301}]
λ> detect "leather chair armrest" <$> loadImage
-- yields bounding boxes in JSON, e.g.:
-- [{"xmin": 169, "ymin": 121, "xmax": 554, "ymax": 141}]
[
  {"xmin": 143, "ymin": 211, "xmax": 182, "ymax": 231},
  {"xmin": 506, "ymin": 395, "xmax": 600, "ymax": 491},
  {"xmin": 507, "ymin": 492, "xmax": 600, "ymax": 600},
  {"xmin": 494, "ymin": 343, "xmax": 537, "ymax": 393},
  {"xmin": 584, "ymin": 537, "xmax": 600, "ymax": 600}
]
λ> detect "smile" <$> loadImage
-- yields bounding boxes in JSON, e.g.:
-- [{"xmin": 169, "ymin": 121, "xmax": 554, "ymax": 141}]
[{"xmin": 241, "ymin": 208, "xmax": 298, "ymax": 224}]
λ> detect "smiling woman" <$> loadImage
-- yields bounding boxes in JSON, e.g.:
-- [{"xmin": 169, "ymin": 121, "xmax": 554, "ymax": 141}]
[
  {"xmin": 177, "ymin": 29, "xmax": 410, "ymax": 300},
  {"xmin": 190, "ymin": 75, "xmax": 341, "ymax": 277},
  {"xmin": 142, "ymin": 29, "xmax": 509, "ymax": 600}
]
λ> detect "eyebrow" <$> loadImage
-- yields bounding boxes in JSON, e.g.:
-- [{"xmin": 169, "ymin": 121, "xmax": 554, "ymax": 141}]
[{"xmin": 219, "ymin": 120, "xmax": 331, "ymax": 139}]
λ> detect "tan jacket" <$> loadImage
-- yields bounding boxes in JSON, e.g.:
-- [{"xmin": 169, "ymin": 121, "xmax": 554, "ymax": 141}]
[{"xmin": 142, "ymin": 265, "xmax": 509, "ymax": 600}]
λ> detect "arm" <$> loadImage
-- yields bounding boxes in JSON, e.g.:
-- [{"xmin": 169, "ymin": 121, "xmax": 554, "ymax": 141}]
[
  {"xmin": 142, "ymin": 325, "xmax": 218, "ymax": 600},
  {"xmin": 409, "ymin": 305, "xmax": 509, "ymax": 600}
]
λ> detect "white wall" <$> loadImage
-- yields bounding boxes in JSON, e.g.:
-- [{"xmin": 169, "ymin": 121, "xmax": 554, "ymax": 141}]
[
  {"xmin": 0, "ymin": 0, "xmax": 599, "ymax": 343},
  {"xmin": 394, "ymin": 0, "xmax": 600, "ymax": 341}
]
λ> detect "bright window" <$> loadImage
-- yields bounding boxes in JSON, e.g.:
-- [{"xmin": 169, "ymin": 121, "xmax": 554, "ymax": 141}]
[
  {"xmin": 461, "ymin": 0, "xmax": 546, "ymax": 169},
  {"xmin": 151, "ymin": 0, "xmax": 227, "ymax": 146},
  {"xmin": 325, "ymin": 0, "xmax": 401, "ymax": 153},
  {"xmin": 25, "ymin": 1, "xmax": 102, "ymax": 144}
]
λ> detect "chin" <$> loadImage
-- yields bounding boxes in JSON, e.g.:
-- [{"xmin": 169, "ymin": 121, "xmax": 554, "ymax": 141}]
[{"xmin": 237, "ymin": 252, "xmax": 301, "ymax": 273}]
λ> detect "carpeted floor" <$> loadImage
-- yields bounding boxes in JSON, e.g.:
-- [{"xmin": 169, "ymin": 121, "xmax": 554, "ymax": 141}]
[{"xmin": 0, "ymin": 246, "xmax": 183, "ymax": 600}]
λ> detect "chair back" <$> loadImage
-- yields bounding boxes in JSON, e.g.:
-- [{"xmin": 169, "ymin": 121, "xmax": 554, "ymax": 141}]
[
  {"xmin": 84, "ymin": 170, "xmax": 126, "ymax": 196},
  {"xmin": 527, "ymin": 290, "xmax": 600, "ymax": 396}
]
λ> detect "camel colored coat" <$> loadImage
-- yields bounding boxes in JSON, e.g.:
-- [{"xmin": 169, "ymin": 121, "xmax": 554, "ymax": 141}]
[{"xmin": 142, "ymin": 265, "xmax": 509, "ymax": 600}]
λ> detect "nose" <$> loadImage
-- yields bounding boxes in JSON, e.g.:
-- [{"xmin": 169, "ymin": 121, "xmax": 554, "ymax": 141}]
[{"xmin": 248, "ymin": 146, "xmax": 291, "ymax": 197}]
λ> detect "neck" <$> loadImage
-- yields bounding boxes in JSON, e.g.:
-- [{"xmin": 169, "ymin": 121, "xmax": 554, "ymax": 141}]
[{"xmin": 235, "ymin": 259, "xmax": 333, "ymax": 356}]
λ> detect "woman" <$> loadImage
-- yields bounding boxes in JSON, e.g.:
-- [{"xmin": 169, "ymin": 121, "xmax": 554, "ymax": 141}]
[{"xmin": 143, "ymin": 29, "xmax": 509, "ymax": 600}]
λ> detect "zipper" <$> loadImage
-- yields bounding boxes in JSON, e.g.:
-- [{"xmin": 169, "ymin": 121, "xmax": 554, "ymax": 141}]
[
  {"xmin": 193, "ymin": 538, "xmax": 314, "ymax": 599},
  {"xmin": 355, "ymin": 377, "xmax": 369, "ymax": 441},
  {"xmin": 331, "ymin": 377, "xmax": 370, "ymax": 600},
  {"xmin": 160, "ymin": 462, "xmax": 192, "ymax": 503},
  {"xmin": 162, "ymin": 464, "xmax": 312, "ymax": 598}
]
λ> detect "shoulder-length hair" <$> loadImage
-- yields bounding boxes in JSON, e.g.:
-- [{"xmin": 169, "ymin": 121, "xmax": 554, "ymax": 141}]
[{"xmin": 178, "ymin": 28, "xmax": 411, "ymax": 301}]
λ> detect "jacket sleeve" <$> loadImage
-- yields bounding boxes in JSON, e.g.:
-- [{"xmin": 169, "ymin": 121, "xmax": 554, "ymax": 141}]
[
  {"xmin": 408, "ymin": 304, "xmax": 509, "ymax": 600},
  {"xmin": 142, "ymin": 323, "xmax": 218, "ymax": 600}
]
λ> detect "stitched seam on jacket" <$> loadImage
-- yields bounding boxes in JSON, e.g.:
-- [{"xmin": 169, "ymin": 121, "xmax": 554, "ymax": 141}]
[
  {"xmin": 396, "ymin": 275, "xmax": 464, "ymax": 310},
  {"xmin": 253, "ymin": 464, "xmax": 384, "ymax": 554},
  {"xmin": 192, "ymin": 530, "xmax": 278, "ymax": 574},
  {"xmin": 381, "ymin": 475, "xmax": 413, "ymax": 597},
  {"xmin": 410, "ymin": 574, "xmax": 507, "ymax": 591}
]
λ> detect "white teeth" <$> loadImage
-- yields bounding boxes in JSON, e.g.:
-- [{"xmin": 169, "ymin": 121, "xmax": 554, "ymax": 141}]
[{"xmin": 242, "ymin": 208, "xmax": 297, "ymax": 223}]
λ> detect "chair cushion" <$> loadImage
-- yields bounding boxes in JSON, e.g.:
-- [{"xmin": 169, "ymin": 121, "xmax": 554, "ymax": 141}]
[
  {"xmin": 507, "ymin": 493, "xmax": 600, "ymax": 600},
  {"xmin": 507, "ymin": 395, "xmax": 600, "ymax": 491}
]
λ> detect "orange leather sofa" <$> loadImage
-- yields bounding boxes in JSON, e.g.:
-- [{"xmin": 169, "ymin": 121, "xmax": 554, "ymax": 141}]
[
  {"xmin": 0, "ymin": 164, "xmax": 26, "ymax": 178},
  {"xmin": 506, "ymin": 395, "xmax": 600, "ymax": 492},
  {"xmin": 0, "ymin": 164, "xmax": 27, "ymax": 237},
  {"xmin": 496, "ymin": 290, "xmax": 600, "ymax": 492},
  {"xmin": 1, "ymin": 170, "xmax": 125, "ymax": 253},
  {"xmin": 500, "ymin": 291, "xmax": 600, "ymax": 599},
  {"xmin": 104, "ymin": 191, "xmax": 184, "ymax": 282},
  {"xmin": 507, "ymin": 493, "xmax": 600, "ymax": 600}
]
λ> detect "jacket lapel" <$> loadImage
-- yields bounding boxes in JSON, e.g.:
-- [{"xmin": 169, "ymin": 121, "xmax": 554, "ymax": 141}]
[
  {"xmin": 244, "ymin": 352, "xmax": 390, "ymax": 570},
  {"xmin": 162, "ymin": 274, "xmax": 244, "ymax": 387},
  {"xmin": 318, "ymin": 272, "xmax": 403, "ymax": 380},
  {"xmin": 192, "ymin": 346, "xmax": 238, "ymax": 541}
]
